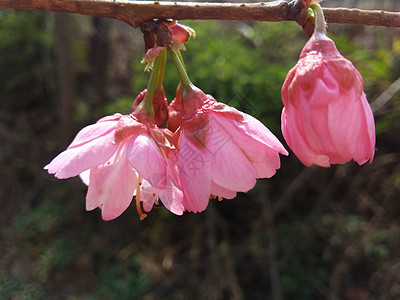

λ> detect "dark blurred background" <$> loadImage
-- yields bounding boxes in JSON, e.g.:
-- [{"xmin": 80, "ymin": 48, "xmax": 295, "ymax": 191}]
[{"xmin": 1, "ymin": 0, "xmax": 400, "ymax": 299}]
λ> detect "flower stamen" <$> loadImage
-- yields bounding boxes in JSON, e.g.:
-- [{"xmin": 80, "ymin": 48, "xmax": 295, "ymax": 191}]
[
  {"xmin": 136, "ymin": 175, "xmax": 147, "ymax": 221},
  {"xmin": 210, "ymin": 194, "xmax": 223, "ymax": 201}
]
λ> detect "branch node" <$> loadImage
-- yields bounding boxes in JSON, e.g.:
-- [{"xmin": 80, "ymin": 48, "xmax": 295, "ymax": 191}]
[{"xmin": 288, "ymin": 0, "xmax": 314, "ymax": 37}]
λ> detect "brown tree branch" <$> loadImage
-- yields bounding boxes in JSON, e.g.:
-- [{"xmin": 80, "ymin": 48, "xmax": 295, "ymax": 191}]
[{"xmin": 0, "ymin": 0, "xmax": 399, "ymax": 28}]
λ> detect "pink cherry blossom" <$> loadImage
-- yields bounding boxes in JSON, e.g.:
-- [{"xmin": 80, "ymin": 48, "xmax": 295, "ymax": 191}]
[
  {"xmin": 45, "ymin": 111, "xmax": 184, "ymax": 220},
  {"xmin": 281, "ymin": 31, "xmax": 375, "ymax": 167},
  {"xmin": 171, "ymin": 88, "xmax": 288, "ymax": 213}
]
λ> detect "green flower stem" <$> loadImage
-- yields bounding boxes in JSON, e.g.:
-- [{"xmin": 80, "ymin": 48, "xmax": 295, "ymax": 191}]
[
  {"xmin": 168, "ymin": 49, "xmax": 194, "ymax": 92},
  {"xmin": 176, "ymin": 50, "xmax": 186, "ymax": 71},
  {"xmin": 156, "ymin": 48, "xmax": 167, "ymax": 87},
  {"xmin": 310, "ymin": 3, "xmax": 327, "ymax": 36},
  {"xmin": 139, "ymin": 49, "xmax": 167, "ymax": 116}
]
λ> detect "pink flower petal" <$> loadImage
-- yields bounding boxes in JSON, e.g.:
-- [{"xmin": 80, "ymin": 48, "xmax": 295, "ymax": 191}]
[
  {"xmin": 154, "ymin": 176, "xmax": 184, "ymax": 215},
  {"xmin": 292, "ymin": 88, "xmax": 335, "ymax": 157},
  {"xmin": 79, "ymin": 169, "xmax": 91, "ymax": 186},
  {"xmin": 170, "ymin": 23, "xmax": 191, "ymax": 44},
  {"xmin": 211, "ymin": 113, "xmax": 280, "ymax": 178},
  {"xmin": 359, "ymin": 93, "xmax": 376, "ymax": 163},
  {"xmin": 114, "ymin": 114, "xmax": 147, "ymax": 143},
  {"xmin": 326, "ymin": 90, "xmax": 360, "ymax": 163},
  {"xmin": 215, "ymin": 109, "xmax": 288, "ymax": 156},
  {"xmin": 127, "ymin": 134, "xmax": 167, "ymax": 188},
  {"xmin": 282, "ymin": 106, "xmax": 330, "ymax": 167},
  {"xmin": 252, "ymin": 148, "xmax": 282, "ymax": 178},
  {"xmin": 86, "ymin": 144, "xmax": 137, "ymax": 221},
  {"xmin": 211, "ymin": 182, "xmax": 237, "ymax": 199},
  {"xmin": 135, "ymin": 179, "xmax": 158, "ymax": 212},
  {"xmin": 45, "ymin": 129, "xmax": 118, "ymax": 179},
  {"xmin": 207, "ymin": 117, "xmax": 257, "ymax": 192},
  {"xmin": 67, "ymin": 118, "xmax": 119, "ymax": 149},
  {"xmin": 208, "ymin": 112, "xmax": 285, "ymax": 179},
  {"xmin": 144, "ymin": 46, "xmax": 164, "ymax": 62},
  {"xmin": 178, "ymin": 133, "xmax": 211, "ymax": 213},
  {"xmin": 135, "ymin": 170, "xmax": 184, "ymax": 215}
]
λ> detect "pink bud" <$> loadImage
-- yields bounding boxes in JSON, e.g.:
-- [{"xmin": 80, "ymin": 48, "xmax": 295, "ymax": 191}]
[
  {"xmin": 303, "ymin": 0, "xmax": 323, "ymax": 8},
  {"xmin": 143, "ymin": 46, "xmax": 164, "ymax": 63},
  {"xmin": 281, "ymin": 33, "xmax": 375, "ymax": 167},
  {"xmin": 169, "ymin": 22, "xmax": 192, "ymax": 44}
]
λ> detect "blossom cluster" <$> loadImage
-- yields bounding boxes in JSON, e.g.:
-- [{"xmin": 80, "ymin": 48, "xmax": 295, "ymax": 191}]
[{"xmin": 46, "ymin": 4, "xmax": 376, "ymax": 220}]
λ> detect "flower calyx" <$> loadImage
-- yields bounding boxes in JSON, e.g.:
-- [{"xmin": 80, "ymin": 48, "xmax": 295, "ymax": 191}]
[
  {"xmin": 132, "ymin": 89, "xmax": 168, "ymax": 127},
  {"xmin": 140, "ymin": 19, "xmax": 195, "ymax": 65},
  {"xmin": 302, "ymin": 0, "xmax": 323, "ymax": 8}
]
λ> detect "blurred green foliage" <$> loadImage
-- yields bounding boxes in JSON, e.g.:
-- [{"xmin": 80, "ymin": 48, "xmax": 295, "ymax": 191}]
[
  {"xmin": 1, "ymin": 8, "xmax": 400, "ymax": 300},
  {"xmin": 93, "ymin": 258, "xmax": 150, "ymax": 300},
  {"xmin": 0, "ymin": 10, "xmax": 54, "ymax": 110}
]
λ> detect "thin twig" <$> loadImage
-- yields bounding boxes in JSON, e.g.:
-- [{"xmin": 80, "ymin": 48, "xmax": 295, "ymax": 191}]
[
  {"xmin": 0, "ymin": 0, "xmax": 399, "ymax": 28},
  {"xmin": 371, "ymin": 77, "xmax": 400, "ymax": 114},
  {"xmin": 273, "ymin": 167, "xmax": 314, "ymax": 217}
]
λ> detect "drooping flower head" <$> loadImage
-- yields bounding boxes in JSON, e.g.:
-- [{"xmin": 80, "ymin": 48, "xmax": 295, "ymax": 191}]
[
  {"xmin": 168, "ymin": 50, "xmax": 288, "ymax": 212},
  {"xmin": 46, "ymin": 49, "xmax": 184, "ymax": 220},
  {"xmin": 281, "ymin": 3, "xmax": 375, "ymax": 167},
  {"xmin": 46, "ymin": 19, "xmax": 289, "ymax": 219}
]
